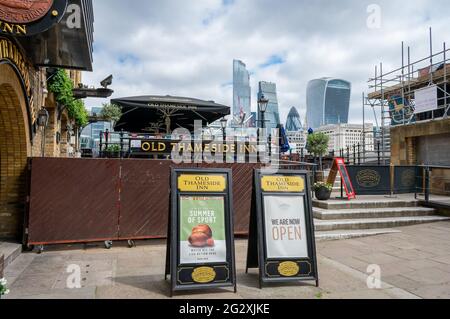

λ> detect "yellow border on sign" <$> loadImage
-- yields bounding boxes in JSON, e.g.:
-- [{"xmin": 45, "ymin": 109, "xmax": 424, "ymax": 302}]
[
  {"xmin": 261, "ymin": 175, "xmax": 305, "ymax": 193},
  {"xmin": 178, "ymin": 174, "xmax": 227, "ymax": 192}
]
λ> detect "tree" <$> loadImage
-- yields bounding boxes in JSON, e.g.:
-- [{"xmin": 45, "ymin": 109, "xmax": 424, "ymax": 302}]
[
  {"xmin": 100, "ymin": 103, "xmax": 122, "ymax": 127},
  {"xmin": 306, "ymin": 132, "xmax": 330, "ymax": 171}
]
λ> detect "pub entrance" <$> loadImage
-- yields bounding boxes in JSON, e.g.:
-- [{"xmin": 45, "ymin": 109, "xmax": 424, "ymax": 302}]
[{"xmin": 0, "ymin": 62, "xmax": 31, "ymax": 239}]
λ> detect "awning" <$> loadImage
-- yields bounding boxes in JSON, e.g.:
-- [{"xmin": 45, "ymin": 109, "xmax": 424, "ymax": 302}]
[
  {"xmin": 18, "ymin": 0, "xmax": 94, "ymax": 71},
  {"xmin": 112, "ymin": 95, "xmax": 230, "ymax": 133}
]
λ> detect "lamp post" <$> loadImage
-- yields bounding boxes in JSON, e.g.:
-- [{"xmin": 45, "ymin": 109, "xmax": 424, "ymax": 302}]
[
  {"xmin": 37, "ymin": 108, "xmax": 49, "ymax": 157},
  {"xmin": 220, "ymin": 117, "xmax": 227, "ymax": 142},
  {"xmin": 258, "ymin": 94, "xmax": 269, "ymax": 129}
]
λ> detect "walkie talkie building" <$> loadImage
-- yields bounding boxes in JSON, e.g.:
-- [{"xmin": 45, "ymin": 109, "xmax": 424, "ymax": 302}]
[{"xmin": 306, "ymin": 78, "xmax": 351, "ymax": 130}]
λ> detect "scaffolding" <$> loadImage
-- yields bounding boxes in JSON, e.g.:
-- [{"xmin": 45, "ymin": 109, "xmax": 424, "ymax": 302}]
[{"xmin": 362, "ymin": 28, "xmax": 450, "ymax": 165}]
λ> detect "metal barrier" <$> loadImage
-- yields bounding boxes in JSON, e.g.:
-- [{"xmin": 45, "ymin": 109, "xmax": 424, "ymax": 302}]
[{"xmin": 416, "ymin": 165, "xmax": 450, "ymax": 209}]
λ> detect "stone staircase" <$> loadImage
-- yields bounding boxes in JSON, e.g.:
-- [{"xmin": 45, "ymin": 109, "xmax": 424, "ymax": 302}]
[{"xmin": 314, "ymin": 198, "xmax": 450, "ymax": 241}]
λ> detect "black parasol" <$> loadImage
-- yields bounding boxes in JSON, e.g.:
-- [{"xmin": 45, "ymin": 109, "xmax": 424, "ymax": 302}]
[{"xmin": 111, "ymin": 95, "xmax": 230, "ymax": 133}]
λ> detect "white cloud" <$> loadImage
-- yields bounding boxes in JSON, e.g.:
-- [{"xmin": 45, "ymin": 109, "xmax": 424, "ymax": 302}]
[{"xmin": 83, "ymin": 0, "xmax": 450, "ymax": 126}]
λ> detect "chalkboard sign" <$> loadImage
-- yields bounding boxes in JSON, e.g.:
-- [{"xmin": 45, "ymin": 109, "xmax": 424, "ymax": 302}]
[
  {"xmin": 327, "ymin": 158, "xmax": 356, "ymax": 200},
  {"xmin": 165, "ymin": 168, "xmax": 237, "ymax": 296},
  {"xmin": 246, "ymin": 170, "xmax": 319, "ymax": 288}
]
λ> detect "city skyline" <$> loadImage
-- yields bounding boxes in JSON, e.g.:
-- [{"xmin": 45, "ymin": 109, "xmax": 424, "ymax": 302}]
[{"xmin": 83, "ymin": 0, "xmax": 449, "ymax": 125}]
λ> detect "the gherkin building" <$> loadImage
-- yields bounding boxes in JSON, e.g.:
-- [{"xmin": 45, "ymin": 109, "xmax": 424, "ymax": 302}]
[{"xmin": 286, "ymin": 107, "xmax": 303, "ymax": 132}]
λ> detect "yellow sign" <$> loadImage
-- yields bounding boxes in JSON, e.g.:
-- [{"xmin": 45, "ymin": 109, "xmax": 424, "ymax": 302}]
[
  {"xmin": 278, "ymin": 261, "xmax": 300, "ymax": 277},
  {"xmin": 178, "ymin": 175, "xmax": 227, "ymax": 192},
  {"xmin": 261, "ymin": 176, "xmax": 305, "ymax": 193},
  {"xmin": 192, "ymin": 267, "xmax": 216, "ymax": 284}
]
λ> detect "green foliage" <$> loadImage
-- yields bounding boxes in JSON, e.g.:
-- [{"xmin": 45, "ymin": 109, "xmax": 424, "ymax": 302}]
[
  {"xmin": 48, "ymin": 69, "xmax": 88, "ymax": 127},
  {"xmin": 306, "ymin": 133, "xmax": 330, "ymax": 157},
  {"xmin": 106, "ymin": 144, "xmax": 120, "ymax": 153},
  {"xmin": 0, "ymin": 278, "xmax": 9, "ymax": 296},
  {"xmin": 313, "ymin": 182, "xmax": 333, "ymax": 192},
  {"xmin": 100, "ymin": 103, "xmax": 122, "ymax": 125}
]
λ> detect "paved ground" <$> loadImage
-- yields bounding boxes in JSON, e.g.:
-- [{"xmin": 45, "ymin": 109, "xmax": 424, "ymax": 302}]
[{"xmin": 3, "ymin": 221, "xmax": 450, "ymax": 299}]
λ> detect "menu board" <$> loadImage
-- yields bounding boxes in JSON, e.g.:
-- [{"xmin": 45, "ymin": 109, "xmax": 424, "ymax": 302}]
[
  {"xmin": 327, "ymin": 158, "xmax": 356, "ymax": 200},
  {"xmin": 166, "ymin": 169, "xmax": 236, "ymax": 296},
  {"xmin": 246, "ymin": 170, "xmax": 319, "ymax": 288}
]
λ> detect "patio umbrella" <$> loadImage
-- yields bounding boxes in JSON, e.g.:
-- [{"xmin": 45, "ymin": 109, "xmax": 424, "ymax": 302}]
[{"xmin": 111, "ymin": 95, "xmax": 230, "ymax": 133}]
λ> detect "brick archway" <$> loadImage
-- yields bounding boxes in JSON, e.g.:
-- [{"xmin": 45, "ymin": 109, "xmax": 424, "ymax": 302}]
[{"xmin": 0, "ymin": 62, "xmax": 31, "ymax": 239}]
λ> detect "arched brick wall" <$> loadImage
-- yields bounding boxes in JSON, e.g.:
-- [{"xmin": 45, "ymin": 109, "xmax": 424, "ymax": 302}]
[{"xmin": 0, "ymin": 63, "xmax": 31, "ymax": 239}]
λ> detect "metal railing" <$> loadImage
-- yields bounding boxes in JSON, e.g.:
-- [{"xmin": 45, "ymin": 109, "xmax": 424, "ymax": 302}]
[
  {"xmin": 416, "ymin": 165, "xmax": 450, "ymax": 208},
  {"xmin": 332, "ymin": 141, "xmax": 390, "ymax": 166}
]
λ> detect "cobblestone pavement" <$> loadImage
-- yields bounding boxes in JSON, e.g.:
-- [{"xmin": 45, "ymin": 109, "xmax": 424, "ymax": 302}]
[{"xmin": 3, "ymin": 221, "xmax": 450, "ymax": 299}]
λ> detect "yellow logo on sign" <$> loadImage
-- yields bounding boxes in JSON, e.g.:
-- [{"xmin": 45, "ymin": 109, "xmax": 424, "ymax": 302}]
[
  {"xmin": 192, "ymin": 267, "xmax": 216, "ymax": 283},
  {"xmin": 261, "ymin": 176, "xmax": 305, "ymax": 193},
  {"xmin": 178, "ymin": 175, "xmax": 226, "ymax": 192},
  {"xmin": 278, "ymin": 262, "xmax": 300, "ymax": 277}
]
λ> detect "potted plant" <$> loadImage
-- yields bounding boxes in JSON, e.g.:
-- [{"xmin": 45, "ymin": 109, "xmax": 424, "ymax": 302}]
[
  {"xmin": 0, "ymin": 277, "xmax": 9, "ymax": 299},
  {"xmin": 105, "ymin": 144, "xmax": 121, "ymax": 158},
  {"xmin": 314, "ymin": 182, "xmax": 333, "ymax": 201}
]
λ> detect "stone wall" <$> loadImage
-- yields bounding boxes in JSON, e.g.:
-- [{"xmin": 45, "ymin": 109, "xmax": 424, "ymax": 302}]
[
  {"xmin": 391, "ymin": 118, "xmax": 450, "ymax": 166},
  {"xmin": 391, "ymin": 118, "xmax": 450, "ymax": 197}
]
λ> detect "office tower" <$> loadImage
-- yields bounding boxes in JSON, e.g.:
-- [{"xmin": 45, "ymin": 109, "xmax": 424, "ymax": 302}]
[
  {"xmin": 257, "ymin": 81, "xmax": 281, "ymax": 130},
  {"xmin": 81, "ymin": 107, "xmax": 112, "ymax": 151},
  {"xmin": 306, "ymin": 78, "xmax": 351, "ymax": 130},
  {"xmin": 316, "ymin": 123, "xmax": 374, "ymax": 153},
  {"xmin": 285, "ymin": 107, "xmax": 303, "ymax": 132},
  {"xmin": 233, "ymin": 60, "xmax": 251, "ymax": 123}
]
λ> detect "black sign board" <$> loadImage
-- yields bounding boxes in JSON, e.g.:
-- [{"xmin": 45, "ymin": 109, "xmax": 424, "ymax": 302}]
[
  {"xmin": 165, "ymin": 168, "xmax": 237, "ymax": 296},
  {"xmin": 246, "ymin": 170, "xmax": 319, "ymax": 288}
]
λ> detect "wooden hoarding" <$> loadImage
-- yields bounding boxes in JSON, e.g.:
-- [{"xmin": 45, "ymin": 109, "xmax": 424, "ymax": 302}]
[
  {"xmin": 165, "ymin": 169, "xmax": 237, "ymax": 296},
  {"xmin": 246, "ymin": 170, "xmax": 319, "ymax": 288}
]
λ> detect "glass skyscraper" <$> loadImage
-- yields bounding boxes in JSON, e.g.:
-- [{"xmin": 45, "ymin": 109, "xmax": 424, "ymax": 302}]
[
  {"xmin": 81, "ymin": 107, "xmax": 112, "ymax": 151},
  {"xmin": 233, "ymin": 60, "xmax": 251, "ymax": 124},
  {"xmin": 258, "ymin": 81, "xmax": 281, "ymax": 130},
  {"xmin": 306, "ymin": 78, "xmax": 351, "ymax": 130},
  {"xmin": 285, "ymin": 107, "xmax": 303, "ymax": 132}
]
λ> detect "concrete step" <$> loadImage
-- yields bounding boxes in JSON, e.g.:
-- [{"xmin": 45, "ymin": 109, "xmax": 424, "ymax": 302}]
[
  {"xmin": 313, "ymin": 199, "xmax": 419, "ymax": 210},
  {"xmin": 0, "ymin": 242, "xmax": 22, "ymax": 272},
  {"xmin": 314, "ymin": 207, "xmax": 436, "ymax": 220},
  {"xmin": 315, "ymin": 229, "xmax": 402, "ymax": 242},
  {"xmin": 314, "ymin": 215, "xmax": 450, "ymax": 232}
]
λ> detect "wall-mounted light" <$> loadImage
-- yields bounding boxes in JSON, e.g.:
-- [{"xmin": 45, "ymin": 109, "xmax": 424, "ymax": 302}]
[{"xmin": 37, "ymin": 108, "xmax": 49, "ymax": 128}]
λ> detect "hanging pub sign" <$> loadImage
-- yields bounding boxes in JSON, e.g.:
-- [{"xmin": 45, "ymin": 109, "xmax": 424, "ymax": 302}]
[
  {"xmin": 165, "ymin": 168, "xmax": 237, "ymax": 296},
  {"xmin": 327, "ymin": 158, "xmax": 356, "ymax": 200},
  {"xmin": 246, "ymin": 170, "xmax": 319, "ymax": 288},
  {"xmin": 0, "ymin": 0, "xmax": 67, "ymax": 36}
]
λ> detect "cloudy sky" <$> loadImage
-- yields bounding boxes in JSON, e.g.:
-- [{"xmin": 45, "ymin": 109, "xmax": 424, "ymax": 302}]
[{"xmin": 83, "ymin": 0, "xmax": 449, "ymax": 126}]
